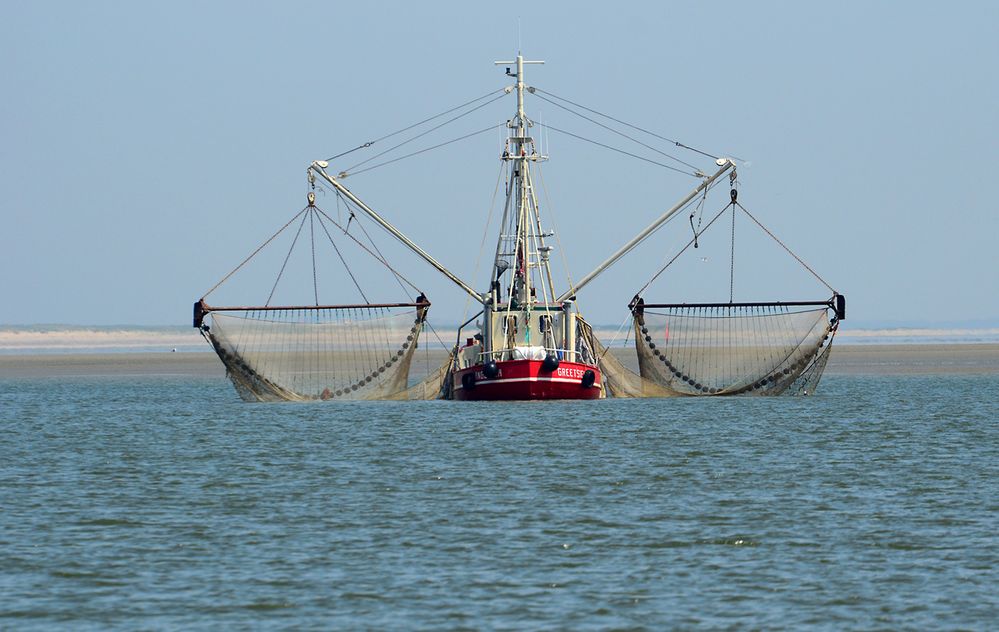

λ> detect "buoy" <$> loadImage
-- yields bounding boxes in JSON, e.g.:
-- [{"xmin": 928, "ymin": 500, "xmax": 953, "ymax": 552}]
[{"xmin": 483, "ymin": 360, "xmax": 499, "ymax": 379}]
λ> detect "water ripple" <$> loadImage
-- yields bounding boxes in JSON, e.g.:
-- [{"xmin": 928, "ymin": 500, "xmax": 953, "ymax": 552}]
[{"xmin": 1, "ymin": 374, "xmax": 998, "ymax": 628}]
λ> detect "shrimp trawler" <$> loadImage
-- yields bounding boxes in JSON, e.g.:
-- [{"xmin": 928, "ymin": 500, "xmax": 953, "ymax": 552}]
[{"xmin": 194, "ymin": 53, "xmax": 844, "ymax": 402}]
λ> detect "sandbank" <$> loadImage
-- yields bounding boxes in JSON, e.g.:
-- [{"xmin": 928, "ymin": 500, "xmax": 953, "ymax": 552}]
[{"xmin": 1, "ymin": 344, "xmax": 998, "ymax": 379}]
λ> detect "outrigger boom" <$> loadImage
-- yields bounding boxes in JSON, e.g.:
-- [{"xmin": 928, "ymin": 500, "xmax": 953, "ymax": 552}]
[
  {"xmin": 309, "ymin": 162, "xmax": 483, "ymax": 303},
  {"xmin": 309, "ymin": 54, "xmax": 738, "ymax": 311},
  {"xmin": 556, "ymin": 158, "xmax": 735, "ymax": 302},
  {"xmin": 311, "ymin": 148, "xmax": 734, "ymax": 309}
]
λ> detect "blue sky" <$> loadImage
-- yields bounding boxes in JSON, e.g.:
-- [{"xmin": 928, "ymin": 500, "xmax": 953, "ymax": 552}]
[{"xmin": 2, "ymin": 1, "xmax": 997, "ymax": 328}]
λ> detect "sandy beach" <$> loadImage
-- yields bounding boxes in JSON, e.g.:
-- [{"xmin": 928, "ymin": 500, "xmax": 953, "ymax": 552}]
[
  {"xmin": 821, "ymin": 344, "xmax": 999, "ymax": 375},
  {"xmin": 2, "ymin": 344, "xmax": 998, "ymax": 379}
]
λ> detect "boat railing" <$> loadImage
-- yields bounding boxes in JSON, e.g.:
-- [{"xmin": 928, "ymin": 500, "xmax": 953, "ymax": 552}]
[{"xmin": 478, "ymin": 347, "xmax": 577, "ymax": 363}]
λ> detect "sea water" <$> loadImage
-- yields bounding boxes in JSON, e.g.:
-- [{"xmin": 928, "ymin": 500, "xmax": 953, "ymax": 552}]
[{"xmin": 1, "ymin": 373, "xmax": 997, "ymax": 629}]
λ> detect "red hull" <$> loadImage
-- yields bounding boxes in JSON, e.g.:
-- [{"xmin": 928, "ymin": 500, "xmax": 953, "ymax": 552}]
[{"xmin": 453, "ymin": 359, "xmax": 602, "ymax": 401}]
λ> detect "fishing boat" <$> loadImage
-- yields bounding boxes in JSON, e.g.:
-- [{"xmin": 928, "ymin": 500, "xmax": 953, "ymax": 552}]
[{"xmin": 194, "ymin": 53, "xmax": 844, "ymax": 402}]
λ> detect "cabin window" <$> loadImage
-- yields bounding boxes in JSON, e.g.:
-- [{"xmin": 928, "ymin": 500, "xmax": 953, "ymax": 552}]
[
  {"xmin": 505, "ymin": 315, "xmax": 518, "ymax": 334},
  {"xmin": 539, "ymin": 314, "xmax": 552, "ymax": 333}
]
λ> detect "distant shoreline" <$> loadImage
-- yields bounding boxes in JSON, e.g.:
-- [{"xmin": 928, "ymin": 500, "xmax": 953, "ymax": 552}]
[
  {"xmin": 2, "ymin": 325, "xmax": 998, "ymax": 356},
  {"xmin": 2, "ymin": 344, "xmax": 997, "ymax": 379}
]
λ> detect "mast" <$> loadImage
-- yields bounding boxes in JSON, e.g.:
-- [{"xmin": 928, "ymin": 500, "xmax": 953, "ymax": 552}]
[
  {"xmin": 493, "ymin": 53, "xmax": 545, "ymax": 307},
  {"xmin": 311, "ymin": 55, "xmax": 549, "ymax": 309}
]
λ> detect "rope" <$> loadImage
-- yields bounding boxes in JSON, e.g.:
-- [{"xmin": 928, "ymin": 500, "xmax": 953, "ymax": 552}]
[
  {"xmin": 635, "ymin": 200, "xmax": 733, "ymax": 297},
  {"xmin": 460, "ymin": 161, "xmax": 506, "ymax": 327},
  {"xmin": 325, "ymin": 88, "xmax": 505, "ymax": 162},
  {"xmin": 346, "ymin": 123, "xmax": 506, "ymax": 177},
  {"xmin": 736, "ymin": 202, "xmax": 836, "ymax": 293},
  {"xmin": 342, "ymin": 93, "xmax": 508, "ymax": 174},
  {"xmin": 312, "ymin": 204, "xmax": 423, "ymax": 294},
  {"xmin": 201, "ymin": 207, "xmax": 308, "ymax": 299},
  {"xmin": 532, "ymin": 92, "xmax": 701, "ymax": 172},
  {"xmin": 729, "ymin": 203, "xmax": 736, "ymax": 303},
  {"xmin": 336, "ymin": 190, "xmax": 412, "ymax": 298},
  {"xmin": 535, "ymin": 163, "xmax": 574, "ymax": 294},
  {"xmin": 310, "ymin": 210, "xmax": 319, "ymax": 305},
  {"xmin": 314, "ymin": 209, "xmax": 370, "ymax": 303},
  {"xmin": 689, "ymin": 184, "xmax": 709, "ymax": 248},
  {"xmin": 266, "ymin": 212, "xmax": 310, "ymax": 306},
  {"xmin": 603, "ymin": 312, "xmax": 635, "ymax": 359},
  {"xmin": 532, "ymin": 87, "xmax": 720, "ymax": 160},
  {"xmin": 537, "ymin": 123, "xmax": 698, "ymax": 177},
  {"xmin": 423, "ymin": 319, "xmax": 449, "ymax": 351}
]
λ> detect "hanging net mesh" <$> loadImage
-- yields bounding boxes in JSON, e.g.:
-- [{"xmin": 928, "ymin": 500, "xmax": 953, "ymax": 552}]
[
  {"xmin": 576, "ymin": 317, "xmax": 672, "ymax": 398},
  {"xmin": 619, "ymin": 182, "xmax": 844, "ymax": 397},
  {"xmin": 633, "ymin": 303, "xmax": 838, "ymax": 396},
  {"xmin": 202, "ymin": 304, "xmax": 428, "ymax": 402},
  {"xmin": 195, "ymin": 194, "xmax": 446, "ymax": 402},
  {"xmin": 386, "ymin": 351, "xmax": 456, "ymax": 400}
]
